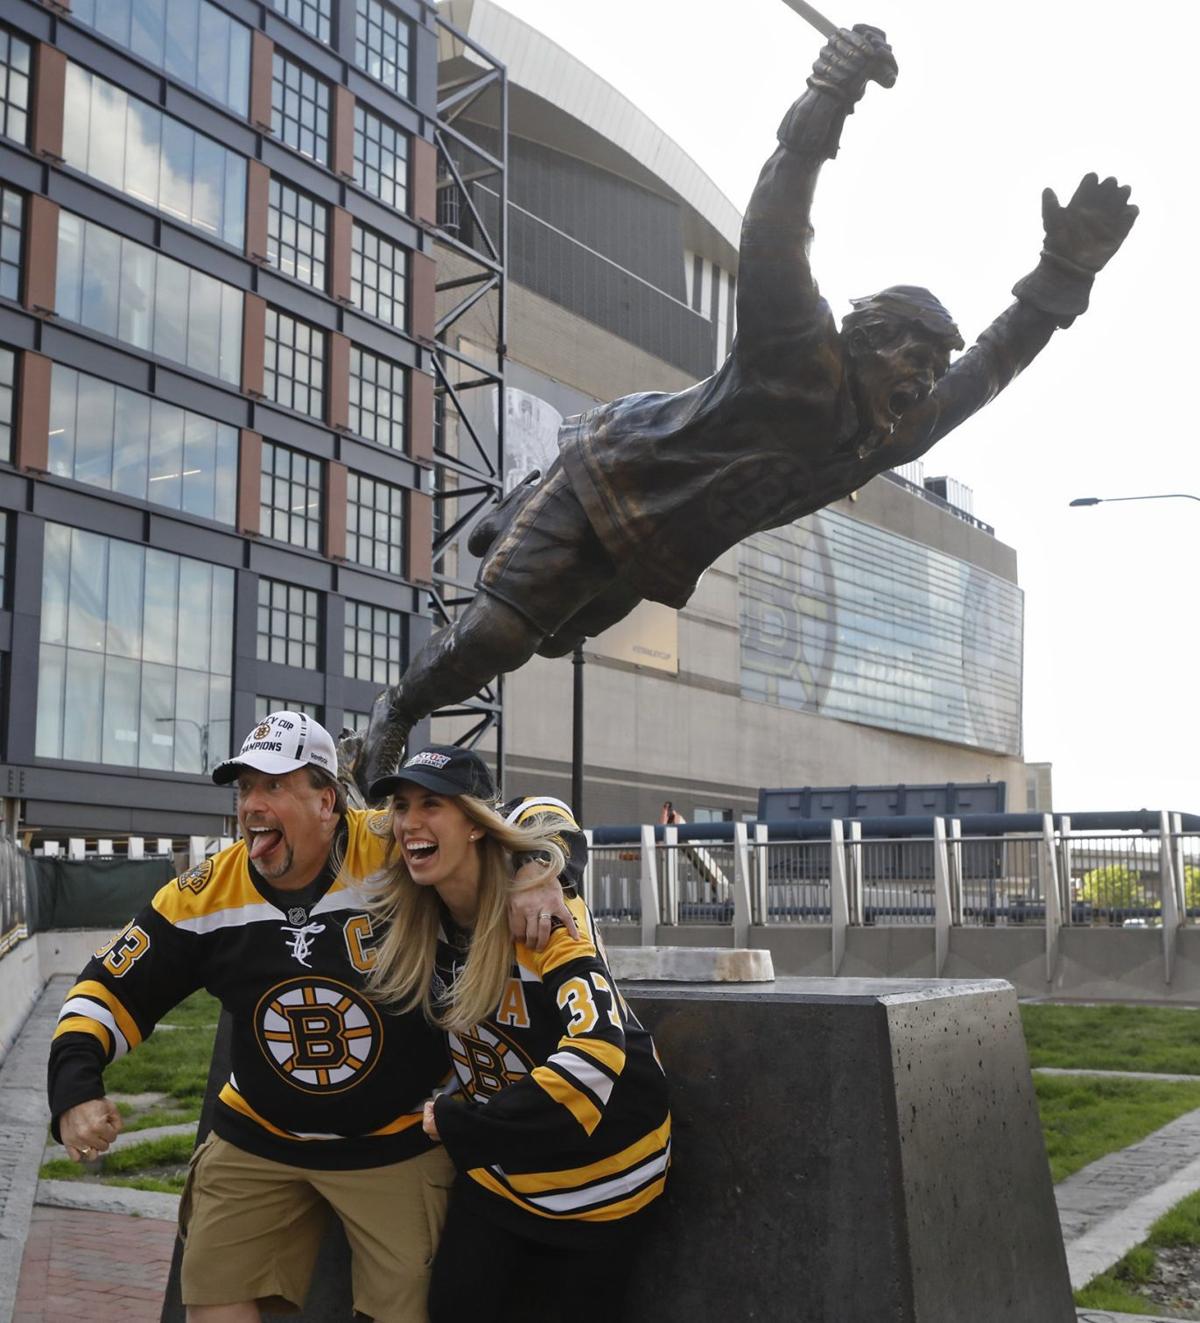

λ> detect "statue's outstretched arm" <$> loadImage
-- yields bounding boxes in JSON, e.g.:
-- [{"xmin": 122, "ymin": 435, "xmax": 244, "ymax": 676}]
[
  {"xmin": 891, "ymin": 173, "xmax": 1138, "ymax": 461},
  {"xmin": 735, "ymin": 25, "xmax": 897, "ymax": 368}
]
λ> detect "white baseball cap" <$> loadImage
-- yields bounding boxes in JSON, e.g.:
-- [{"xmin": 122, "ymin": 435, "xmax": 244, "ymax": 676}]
[{"xmin": 211, "ymin": 711, "xmax": 338, "ymax": 786}]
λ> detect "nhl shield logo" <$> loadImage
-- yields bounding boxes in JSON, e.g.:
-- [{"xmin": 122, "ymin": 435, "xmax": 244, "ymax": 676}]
[{"xmin": 255, "ymin": 977, "xmax": 382, "ymax": 1093}]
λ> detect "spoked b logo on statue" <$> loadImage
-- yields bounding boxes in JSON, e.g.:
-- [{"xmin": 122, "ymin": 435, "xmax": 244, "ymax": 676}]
[{"xmin": 254, "ymin": 977, "xmax": 383, "ymax": 1093}]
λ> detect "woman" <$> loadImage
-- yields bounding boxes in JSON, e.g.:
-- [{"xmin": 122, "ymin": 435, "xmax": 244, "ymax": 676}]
[{"xmin": 367, "ymin": 744, "xmax": 670, "ymax": 1322}]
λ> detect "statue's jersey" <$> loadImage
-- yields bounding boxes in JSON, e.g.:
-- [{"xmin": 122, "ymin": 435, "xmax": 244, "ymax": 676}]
[
  {"xmin": 48, "ymin": 809, "xmax": 446, "ymax": 1169},
  {"xmin": 433, "ymin": 890, "xmax": 670, "ymax": 1245},
  {"xmin": 556, "ymin": 88, "xmax": 1060, "ymax": 611}
]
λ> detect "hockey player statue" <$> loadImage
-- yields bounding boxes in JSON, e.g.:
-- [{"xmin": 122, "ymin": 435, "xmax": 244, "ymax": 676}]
[{"xmin": 356, "ymin": 22, "xmax": 1137, "ymax": 796}]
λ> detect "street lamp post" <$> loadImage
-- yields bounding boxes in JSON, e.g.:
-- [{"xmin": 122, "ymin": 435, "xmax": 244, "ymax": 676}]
[{"xmin": 1070, "ymin": 493, "xmax": 1200, "ymax": 507}]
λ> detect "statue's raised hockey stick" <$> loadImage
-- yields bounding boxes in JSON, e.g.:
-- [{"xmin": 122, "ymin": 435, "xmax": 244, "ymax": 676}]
[{"xmin": 780, "ymin": 0, "xmax": 837, "ymax": 39}]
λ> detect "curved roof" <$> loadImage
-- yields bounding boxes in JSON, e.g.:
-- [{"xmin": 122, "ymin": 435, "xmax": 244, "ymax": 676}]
[{"xmin": 439, "ymin": 0, "xmax": 743, "ymax": 257}]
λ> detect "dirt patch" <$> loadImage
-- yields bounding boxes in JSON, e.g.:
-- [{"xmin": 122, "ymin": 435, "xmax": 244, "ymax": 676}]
[{"xmin": 1135, "ymin": 1244, "xmax": 1200, "ymax": 1319}]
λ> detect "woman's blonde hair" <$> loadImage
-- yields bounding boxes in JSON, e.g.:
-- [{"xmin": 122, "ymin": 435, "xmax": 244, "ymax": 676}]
[{"xmin": 365, "ymin": 795, "xmax": 565, "ymax": 1031}]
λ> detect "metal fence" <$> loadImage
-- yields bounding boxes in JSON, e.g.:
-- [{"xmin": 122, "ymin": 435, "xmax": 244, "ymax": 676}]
[
  {"xmin": 587, "ymin": 844, "xmax": 642, "ymax": 924},
  {"xmin": 585, "ymin": 812, "xmax": 1198, "ymax": 949}
]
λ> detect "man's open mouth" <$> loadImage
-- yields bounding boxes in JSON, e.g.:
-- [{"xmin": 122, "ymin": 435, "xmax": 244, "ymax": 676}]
[
  {"xmin": 888, "ymin": 385, "xmax": 920, "ymax": 417},
  {"xmin": 248, "ymin": 827, "xmax": 283, "ymax": 860}
]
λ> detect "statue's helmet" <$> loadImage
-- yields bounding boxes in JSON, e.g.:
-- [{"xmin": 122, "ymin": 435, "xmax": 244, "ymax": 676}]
[{"xmin": 842, "ymin": 285, "xmax": 964, "ymax": 353}]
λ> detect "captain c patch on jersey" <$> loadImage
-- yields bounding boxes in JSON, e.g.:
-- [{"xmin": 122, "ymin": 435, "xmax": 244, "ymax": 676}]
[{"xmin": 254, "ymin": 977, "xmax": 382, "ymax": 1093}]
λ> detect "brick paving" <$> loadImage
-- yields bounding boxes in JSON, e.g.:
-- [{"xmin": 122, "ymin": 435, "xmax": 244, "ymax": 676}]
[{"xmin": 12, "ymin": 1206, "xmax": 178, "ymax": 1322}]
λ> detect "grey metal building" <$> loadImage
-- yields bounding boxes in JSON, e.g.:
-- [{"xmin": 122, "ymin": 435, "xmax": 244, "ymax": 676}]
[{"xmin": 0, "ymin": 0, "xmax": 442, "ymax": 841}]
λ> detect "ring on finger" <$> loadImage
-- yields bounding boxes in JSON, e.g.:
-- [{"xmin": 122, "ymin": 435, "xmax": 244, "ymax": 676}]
[{"xmin": 537, "ymin": 911, "xmax": 553, "ymax": 920}]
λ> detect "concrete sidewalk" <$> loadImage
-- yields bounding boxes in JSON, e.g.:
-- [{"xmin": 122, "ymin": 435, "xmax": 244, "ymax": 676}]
[{"xmin": 2, "ymin": 977, "xmax": 1199, "ymax": 1322}]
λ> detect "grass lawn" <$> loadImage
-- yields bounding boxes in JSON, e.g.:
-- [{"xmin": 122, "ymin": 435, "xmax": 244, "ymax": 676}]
[
  {"xmin": 1035, "ymin": 1074, "xmax": 1200, "ymax": 1183},
  {"xmin": 1021, "ymin": 1003, "xmax": 1200, "ymax": 1075},
  {"xmin": 40, "ymin": 1133, "xmax": 196, "ymax": 1195},
  {"xmin": 101, "ymin": 990, "xmax": 220, "ymax": 1105},
  {"xmin": 1075, "ymin": 1188, "xmax": 1200, "ymax": 1313}
]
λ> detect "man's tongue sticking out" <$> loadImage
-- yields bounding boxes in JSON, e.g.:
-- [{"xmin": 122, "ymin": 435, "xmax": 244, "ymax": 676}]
[{"xmin": 250, "ymin": 829, "xmax": 283, "ymax": 861}]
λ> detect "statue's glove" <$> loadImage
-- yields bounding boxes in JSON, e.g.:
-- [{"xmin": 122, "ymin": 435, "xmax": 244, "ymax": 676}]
[
  {"xmin": 1012, "ymin": 173, "xmax": 1138, "ymax": 326},
  {"xmin": 806, "ymin": 25, "xmax": 897, "ymax": 106}
]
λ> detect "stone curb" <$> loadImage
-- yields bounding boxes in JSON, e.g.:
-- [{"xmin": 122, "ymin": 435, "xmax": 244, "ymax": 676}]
[
  {"xmin": 1066, "ymin": 1152, "xmax": 1200, "ymax": 1291},
  {"xmin": 1039, "ymin": 1067, "xmax": 1200, "ymax": 1084},
  {"xmin": 36, "ymin": 1177, "xmax": 181, "ymax": 1221}
]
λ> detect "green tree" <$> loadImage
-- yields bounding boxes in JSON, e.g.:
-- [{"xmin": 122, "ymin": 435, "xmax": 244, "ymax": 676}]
[
  {"xmin": 1185, "ymin": 865, "xmax": 1200, "ymax": 912},
  {"xmin": 1078, "ymin": 865, "xmax": 1150, "ymax": 911}
]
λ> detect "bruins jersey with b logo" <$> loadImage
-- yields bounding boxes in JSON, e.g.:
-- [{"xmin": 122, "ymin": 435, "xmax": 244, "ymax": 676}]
[
  {"xmin": 433, "ymin": 862, "xmax": 671, "ymax": 1246},
  {"xmin": 48, "ymin": 808, "xmax": 448, "ymax": 1170}
]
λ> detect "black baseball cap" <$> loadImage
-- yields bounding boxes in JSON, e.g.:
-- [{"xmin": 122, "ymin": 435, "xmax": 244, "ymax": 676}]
[{"xmin": 369, "ymin": 744, "xmax": 497, "ymax": 803}]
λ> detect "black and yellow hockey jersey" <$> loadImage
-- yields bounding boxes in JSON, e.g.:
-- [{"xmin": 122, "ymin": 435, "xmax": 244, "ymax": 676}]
[
  {"xmin": 48, "ymin": 808, "xmax": 447, "ymax": 1169},
  {"xmin": 432, "ymin": 891, "xmax": 671, "ymax": 1246}
]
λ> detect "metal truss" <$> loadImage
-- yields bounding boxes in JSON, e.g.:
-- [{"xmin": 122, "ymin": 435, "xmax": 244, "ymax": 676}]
[{"xmin": 428, "ymin": 12, "xmax": 508, "ymax": 764}]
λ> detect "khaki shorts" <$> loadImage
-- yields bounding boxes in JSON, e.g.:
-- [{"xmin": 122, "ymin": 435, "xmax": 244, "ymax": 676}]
[{"xmin": 179, "ymin": 1135, "xmax": 454, "ymax": 1321}]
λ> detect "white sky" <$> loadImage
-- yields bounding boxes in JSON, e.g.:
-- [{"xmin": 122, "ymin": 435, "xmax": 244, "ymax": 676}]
[{"xmin": 488, "ymin": 0, "xmax": 1199, "ymax": 814}]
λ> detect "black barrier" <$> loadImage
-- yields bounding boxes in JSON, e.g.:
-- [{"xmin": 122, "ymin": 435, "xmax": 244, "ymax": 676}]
[{"xmin": 30, "ymin": 857, "xmax": 175, "ymax": 931}]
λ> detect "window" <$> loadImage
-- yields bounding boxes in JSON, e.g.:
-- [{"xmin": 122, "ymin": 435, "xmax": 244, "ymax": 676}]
[
  {"xmin": 271, "ymin": 52, "xmax": 330, "ymax": 165},
  {"xmin": 349, "ymin": 346, "xmax": 406, "ymax": 449},
  {"xmin": 0, "ymin": 185, "xmax": 22, "ymax": 301},
  {"xmin": 351, "ymin": 225, "xmax": 406, "ymax": 329},
  {"xmin": 256, "ymin": 695, "xmax": 320, "ymax": 721},
  {"xmin": 269, "ymin": 0, "xmax": 333, "ymax": 43},
  {"xmin": 347, "ymin": 473, "xmax": 404, "ymax": 575},
  {"xmin": 267, "ymin": 178, "xmax": 327, "ymax": 290},
  {"xmin": 344, "ymin": 600, "xmax": 403, "ymax": 685},
  {"xmin": 353, "ymin": 105, "xmax": 408, "ymax": 212},
  {"xmin": 260, "ymin": 440, "xmax": 323, "ymax": 551},
  {"xmin": 37, "ymin": 523, "xmax": 233, "ymax": 773},
  {"xmin": 70, "ymin": 0, "xmax": 250, "ymax": 117},
  {"xmin": 63, "ymin": 63, "xmax": 245, "ymax": 248},
  {"xmin": 0, "ymin": 26, "xmax": 31, "ymax": 144},
  {"xmin": 0, "ymin": 345, "xmax": 13, "ymax": 464},
  {"xmin": 355, "ymin": 0, "xmax": 411, "ymax": 98},
  {"xmin": 740, "ymin": 508, "xmax": 1024, "ymax": 755},
  {"xmin": 49, "ymin": 365, "xmax": 238, "ymax": 524},
  {"xmin": 56, "ymin": 211, "xmax": 242, "ymax": 383},
  {"xmin": 343, "ymin": 708, "xmax": 370, "ymax": 731},
  {"xmin": 256, "ymin": 577, "xmax": 320, "ymax": 669},
  {"xmin": 264, "ymin": 308, "xmax": 325, "ymax": 420}
]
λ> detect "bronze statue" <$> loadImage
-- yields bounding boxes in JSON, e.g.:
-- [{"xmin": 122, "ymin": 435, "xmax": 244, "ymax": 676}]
[{"xmin": 357, "ymin": 23, "xmax": 1137, "ymax": 795}]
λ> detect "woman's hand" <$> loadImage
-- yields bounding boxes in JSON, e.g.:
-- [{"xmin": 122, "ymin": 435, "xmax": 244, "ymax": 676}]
[{"xmin": 422, "ymin": 1099, "xmax": 441, "ymax": 1141}]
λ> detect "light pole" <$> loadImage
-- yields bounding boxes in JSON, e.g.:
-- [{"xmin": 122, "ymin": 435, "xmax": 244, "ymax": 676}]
[{"xmin": 1070, "ymin": 493, "xmax": 1200, "ymax": 507}]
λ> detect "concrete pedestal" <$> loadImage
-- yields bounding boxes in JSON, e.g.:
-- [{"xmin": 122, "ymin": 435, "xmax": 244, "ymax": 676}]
[{"xmin": 164, "ymin": 977, "xmax": 1073, "ymax": 1322}]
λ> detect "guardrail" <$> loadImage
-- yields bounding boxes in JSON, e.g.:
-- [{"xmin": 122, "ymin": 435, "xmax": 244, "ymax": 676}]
[{"xmin": 582, "ymin": 813, "xmax": 1200, "ymax": 978}]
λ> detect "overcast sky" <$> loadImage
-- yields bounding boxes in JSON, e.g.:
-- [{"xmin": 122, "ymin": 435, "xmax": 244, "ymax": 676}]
[{"xmin": 486, "ymin": 0, "xmax": 1198, "ymax": 815}]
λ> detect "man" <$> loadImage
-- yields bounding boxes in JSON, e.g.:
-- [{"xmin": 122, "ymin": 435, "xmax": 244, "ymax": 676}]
[
  {"xmin": 357, "ymin": 22, "xmax": 1137, "ymax": 791},
  {"xmin": 48, "ymin": 712, "xmax": 578, "ymax": 1322}
]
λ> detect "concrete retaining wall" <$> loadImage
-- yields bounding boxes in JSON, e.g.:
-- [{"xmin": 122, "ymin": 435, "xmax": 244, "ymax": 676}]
[{"xmin": 0, "ymin": 930, "xmax": 108, "ymax": 1062}]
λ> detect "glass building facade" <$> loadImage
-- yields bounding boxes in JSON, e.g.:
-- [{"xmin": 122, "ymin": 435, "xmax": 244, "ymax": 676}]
[
  {"xmin": 0, "ymin": 0, "xmax": 437, "ymax": 840},
  {"xmin": 740, "ymin": 509, "xmax": 1024, "ymax": 756}
]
